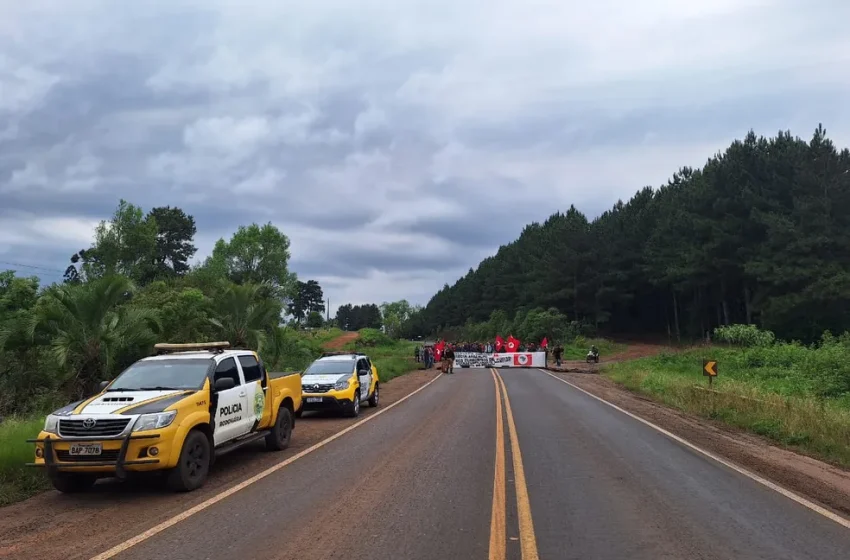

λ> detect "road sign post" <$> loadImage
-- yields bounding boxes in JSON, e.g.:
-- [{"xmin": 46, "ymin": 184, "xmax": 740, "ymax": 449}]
[{"xmin": 703, "ymin": 359, "xmax": 718, "ymax": 386}]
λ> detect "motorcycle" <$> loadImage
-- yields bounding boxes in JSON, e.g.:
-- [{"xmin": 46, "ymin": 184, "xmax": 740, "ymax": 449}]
[{"xmin": 586, "ymin": 349, "xmax": 600, "ymax": 363}]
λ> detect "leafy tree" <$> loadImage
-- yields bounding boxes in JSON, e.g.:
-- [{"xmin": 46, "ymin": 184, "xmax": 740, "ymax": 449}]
[
  {"xmin": 306, "ymin": 311, "xmax": 325, "ymax": 328},
  {"xmin": 335, "ymin": 303, "xmax": 382, "ymax": 331},
  {"xmin": 26, "ymin": 275, "xmax": 162, "ymax": 399},
  {"xmin": 147, "ymin": 206, "xmax": 198, "ymax": 279},
  {"xmin": 288, "ymin": 280, "xmax": 325, "ymax": 322},
  {"xmin": 203, "ymin": 222, "xmax": 296, "ymax": 298},
  {"xmin": 208, "ymin": 283, "xmax": 282, "ymax": 352},
  {"xmin": 380, "ymin": 300, "xmax": 413, "ymax": 338},
  {"xmin": 410, "ymin": 125, "xmax": 850, "ymax": 343}
]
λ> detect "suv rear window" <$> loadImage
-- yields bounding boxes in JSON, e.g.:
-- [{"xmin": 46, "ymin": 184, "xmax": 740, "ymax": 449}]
[{"xmin": 304, "ymin": 360, "xmax": 355, "ymax": 376}]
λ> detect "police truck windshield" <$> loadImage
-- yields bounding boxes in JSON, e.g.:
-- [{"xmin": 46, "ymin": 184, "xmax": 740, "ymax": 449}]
[
  {"xmin": 108, "ymin": 359, "xmax": 212, "ymax": 390},
  {"xmin": 303, "ymin": 361, "xmax": 355, "ymax": 376}
]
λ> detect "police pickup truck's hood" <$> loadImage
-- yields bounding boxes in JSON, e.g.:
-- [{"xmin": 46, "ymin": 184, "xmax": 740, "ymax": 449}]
[
  {"xmin": 301, "ymin": 374, "xmax": 349, "ymax": 385},
  {"xmin": 74, "ymin": 389, "xmax": 191, "ymax": 415}
]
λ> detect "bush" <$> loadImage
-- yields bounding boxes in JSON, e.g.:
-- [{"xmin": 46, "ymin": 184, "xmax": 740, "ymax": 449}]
[
  {"xmin": 355, "ymin": 328, "xmax": 393, "ymax": 347},
  {"xmin": 714, "ymin": 324, "xmax": 776, "ymax": 347}
]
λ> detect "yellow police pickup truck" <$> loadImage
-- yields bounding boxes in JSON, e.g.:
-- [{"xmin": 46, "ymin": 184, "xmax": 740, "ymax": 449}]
[
  {"xmin": 28, "ymin": 342, "xmax": 302, "ymax": 493},
  {"xmin": 297, "ymin": 352, "xmax": 380, "ymax": 418}
]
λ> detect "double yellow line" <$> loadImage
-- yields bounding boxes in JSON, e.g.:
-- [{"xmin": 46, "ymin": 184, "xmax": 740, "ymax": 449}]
[{"xmin": 489, "ymin": 368, "xmax": 539, "ymax": 560}]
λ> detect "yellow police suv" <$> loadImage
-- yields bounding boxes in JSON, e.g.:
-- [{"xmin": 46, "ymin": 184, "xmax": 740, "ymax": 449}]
[
  {"xmin": 297, "ymin": 352, "xmax": 379, "ymax": 418},
  {"xmin": 28, "ymin": 342, "xmax": 302, "ymax": 493}
]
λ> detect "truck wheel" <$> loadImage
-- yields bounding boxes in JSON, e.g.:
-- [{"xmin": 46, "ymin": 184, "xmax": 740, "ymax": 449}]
[
  {"xmin": 368, "ymin": 384, "xmax": 379, "ymax": 407},
  {"xmin": 265, "ymin": 407, "xmax": 293, "ymax": 451},
  {"xmin": 166, "ymin": 430, "xmax": 211, "ymax": 492},
  {"xmin": 49, "ymin": 472, "xmax": 97, "ymax": 493},
  {"xmin": 345, "ymin": 391, "xmax": 360, "ymax": 418}
]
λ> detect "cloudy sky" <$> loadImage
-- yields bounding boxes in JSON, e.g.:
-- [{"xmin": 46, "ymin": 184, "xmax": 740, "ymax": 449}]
[{"xmin": 1, "ymin": 0, "xmax": 849, "ymax": 315}]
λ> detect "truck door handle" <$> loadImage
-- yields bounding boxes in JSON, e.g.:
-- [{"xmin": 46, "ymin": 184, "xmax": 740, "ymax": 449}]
[{"xmin": 238, "ymin": 391, "xmax": 246, "ymax": 397}]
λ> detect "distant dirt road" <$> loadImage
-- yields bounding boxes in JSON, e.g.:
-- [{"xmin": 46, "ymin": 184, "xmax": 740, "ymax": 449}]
[{"xmin": 322, "ymin": 331, "xmax": 360, "ymax": 350}]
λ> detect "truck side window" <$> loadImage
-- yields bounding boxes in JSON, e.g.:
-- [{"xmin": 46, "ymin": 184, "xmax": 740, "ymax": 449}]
[
  {"xmin": 357, "ymin": 359, "xmax": 368, "ymax": 373},
  {"xmin": 214, "ymin": 358, "xmax": 240, "ymax": 387},
  {"xmin": 238, "ymin": 355, "xmax": 262, "ymax": 383}
]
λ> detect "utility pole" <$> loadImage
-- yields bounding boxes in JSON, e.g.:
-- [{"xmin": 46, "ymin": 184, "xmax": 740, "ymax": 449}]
[{"xmin": 326, "ymin": 298, "xmax": 330, "ymax": 322}]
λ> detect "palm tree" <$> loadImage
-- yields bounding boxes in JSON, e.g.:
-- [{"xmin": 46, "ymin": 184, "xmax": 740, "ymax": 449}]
[
  {"xmin": 208, "ymin": 283, "xmax": 282, "ymax": 352},
  {"xmin": 27, "ymin": 275, "xmax": 162, "ymax": 399}
]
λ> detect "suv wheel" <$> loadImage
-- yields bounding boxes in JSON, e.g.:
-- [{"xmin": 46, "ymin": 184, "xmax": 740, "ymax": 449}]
[
  {"xmin": 346, "ymin": 391, "xmax": 361, "ymax": 418},
  {"xmin": 266, "ymin": 407, "xmax": 293, "ymax": 451}
]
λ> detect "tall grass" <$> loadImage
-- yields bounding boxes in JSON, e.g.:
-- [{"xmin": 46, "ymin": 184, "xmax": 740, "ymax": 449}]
[
  {"xmin": 0, "ymin": 417, "xmax": 48, "ymax": 506},
  {"xmin": 606, "ymin": 345, "xmax": 850, "ymax": 467},
  {"xmin": 345, "ymin": 330, "xmax": 417, "ymax": 383}
]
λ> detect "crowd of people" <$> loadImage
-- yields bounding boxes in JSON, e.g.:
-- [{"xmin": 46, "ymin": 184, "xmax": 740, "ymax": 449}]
[{"xmin": 413, "ymin": 340, "xmax": 568, "ymax": 370}]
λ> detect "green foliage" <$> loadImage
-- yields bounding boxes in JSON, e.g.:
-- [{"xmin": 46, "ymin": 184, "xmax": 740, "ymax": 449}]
[
  {"xmin": 306, "ymin": 311, "xmax": 325, "ymax": 328},
  {"xmin": 605, "ymin": 344, "xmax": 850, "ymax": 467},
  {"xmin": 405, "ymin": 126, "xmax": 850, "ymax": 344},
  {"xmin": 435, "ymin": 307, "xmax": 596, "ymax": 347},
  {"xmin": 355, "ymin": 327, "xmax": 393, "ymax": 347},
  {"xmin": 714, "ymin": 324, "xmax": 776, "ymax": 347},
  {"xmin": 288, "ymin": 280, "xmax": 325, "ymax": 322},
  {"xmin": 0, "ymin": 417, "xmax": 49, "ymax": 506},
  {"xmin": 200, "ymin": 222, "xmax": 297, "ymax": 297},
  {"xmin": 335, "ymin": 303, "xmax": 382, "ymax": 331}
]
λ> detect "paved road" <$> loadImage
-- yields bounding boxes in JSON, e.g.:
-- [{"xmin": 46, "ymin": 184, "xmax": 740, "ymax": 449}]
[{"xmin": 96, "ymin": 368, "xmax": 849, "ymax": 560}]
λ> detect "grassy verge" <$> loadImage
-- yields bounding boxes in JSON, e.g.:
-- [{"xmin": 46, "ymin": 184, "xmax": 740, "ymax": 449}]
[
  {"xmin": 0, "ymin": 416, "xmax": 48, "ymax": 506},
  {"xmin": 561, "ymin": 337, "xmax": 626, "ymax": 360},
  {"xmin": 345, "ymin": 329, "xmax": 418, "ymax": 383},
  {"xmin": 604, "ymin": 347, "xmax": 850, "ymax": 468}
]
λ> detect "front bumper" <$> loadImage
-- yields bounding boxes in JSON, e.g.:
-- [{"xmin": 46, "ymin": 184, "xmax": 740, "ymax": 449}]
[
  {"xmin": 27, "ymin": 432, "xmax": 168, "ymax": 478},
  {"xmin": 300, "ymin": 394, "xmax": 355, "ymax": 412}
]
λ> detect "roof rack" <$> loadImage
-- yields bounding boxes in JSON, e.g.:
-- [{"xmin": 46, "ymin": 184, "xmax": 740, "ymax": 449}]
[{"xmin": 154, "ymin": 341, "xmax": 231, "ymax": 355}]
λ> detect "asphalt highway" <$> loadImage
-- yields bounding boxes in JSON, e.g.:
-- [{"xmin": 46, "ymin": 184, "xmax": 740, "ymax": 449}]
[{"xmin": 97, "ymin": 368, "xmax": 850, "ymax": 560}]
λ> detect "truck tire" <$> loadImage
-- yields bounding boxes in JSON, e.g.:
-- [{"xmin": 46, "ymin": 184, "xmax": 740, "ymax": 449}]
[
  {"xmin": 368, "ymin": 384, "xmax": 379, "ymax": 407},
  {"xmin": 166, "ymin": 430, "xmax": 211, "ymax": 492},
  {"xmin": 345, "ymin": 390, "xmax": 360, "ymax": 418},
  {"xmin": 265, "ymin": 407, "xmax": 293, "ymax": 451},
  {"xmin": 49, "ymin": 472, "xmax": 97, "ymax": 493}
]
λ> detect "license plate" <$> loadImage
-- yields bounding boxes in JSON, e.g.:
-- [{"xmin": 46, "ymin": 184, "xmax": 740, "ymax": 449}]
[
  {"xmin": 306, "ymin": 397, "xmax": 323, "ymax": 403},
  {"xmin": 69, "ymin": 443, "xmax": 102, "ymax": 456}
]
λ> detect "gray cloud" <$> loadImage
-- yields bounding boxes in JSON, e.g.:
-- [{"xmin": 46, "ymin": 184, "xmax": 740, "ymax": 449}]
[{"xmin": 1, "ymin": 0, "xmax": 849, "ymax": 315}]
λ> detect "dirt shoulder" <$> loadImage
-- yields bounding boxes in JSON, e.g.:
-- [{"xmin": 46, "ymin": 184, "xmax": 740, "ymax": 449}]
[
  {"xmin": 322, "ymin": 331, "xmax": 360, "ymax": 350},
  {"xmin": 547, "ymin": 366, "xmax": 850, "ymax": 519},
  {"xmin": 0, "ymin": 368, "xmax": 440, "ymax": 560}
]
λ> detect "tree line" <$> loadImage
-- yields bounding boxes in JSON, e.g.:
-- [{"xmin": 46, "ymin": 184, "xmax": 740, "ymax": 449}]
[
  {"xmin": 404, "ymin": 125, "xmax": 850, "ymax": 343},
  {"xmin": 0, "ymin": 198, "xmax": 421, "ymax": 414}
]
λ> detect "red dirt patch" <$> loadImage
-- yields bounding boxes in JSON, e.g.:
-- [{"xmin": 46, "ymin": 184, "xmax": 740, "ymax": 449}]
[{"xmin": 323, "ymin": 331, "xmax": 360, "ymax": 350}]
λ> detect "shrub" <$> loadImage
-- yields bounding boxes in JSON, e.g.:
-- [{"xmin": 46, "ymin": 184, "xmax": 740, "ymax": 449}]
[{"xmin": 714, "ymin": 324, "xmax": 776, "ymax": 347}]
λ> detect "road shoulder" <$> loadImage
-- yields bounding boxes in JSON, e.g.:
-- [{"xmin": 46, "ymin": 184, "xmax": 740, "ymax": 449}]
[
  {"xmin": 545, "ymin": 368, "xmax": 850, "ymax": 519},
  {"xmin": 0, "ymin": 367, "xmax": 440, "ymax": 560}
]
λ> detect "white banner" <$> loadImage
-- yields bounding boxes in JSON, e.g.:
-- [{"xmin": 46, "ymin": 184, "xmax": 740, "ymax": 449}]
[{"xmin": 453, "ymin": 352, "xmax": 546, "ymax": 368}]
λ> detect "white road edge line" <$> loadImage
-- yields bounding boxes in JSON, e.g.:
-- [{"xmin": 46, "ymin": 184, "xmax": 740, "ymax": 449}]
[
  {"xmin": 89, "ymin": 371, "xmax": 445, "ymax": 560},
  {"xmin": 535, "ymin": 368, "xmax": 850, "ymax": 531}
]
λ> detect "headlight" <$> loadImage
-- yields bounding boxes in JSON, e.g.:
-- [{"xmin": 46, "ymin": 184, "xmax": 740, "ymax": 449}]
[
  {"xmin": 334, "ymin": 379, "xmax": 350, "ymax": 391},
  {"xmin": 133, "ymin": 411, "xmax": 177, "ymax": 432},
  {"xmin": 44, "ymin": 415, "xmax": 60, "ymax": 435}
]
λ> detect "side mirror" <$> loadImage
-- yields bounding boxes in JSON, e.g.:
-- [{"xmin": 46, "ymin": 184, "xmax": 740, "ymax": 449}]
[
  {"xmin": 214, "ymin": 377, "xmax": 237, "ymax": 392},
  {"xmin": 98, "ymin": 380, "xmax": 110, "ymax": 392},
  {"xmin": 358, "ymin": 369, "xmax": 369, "ymax": 376}
]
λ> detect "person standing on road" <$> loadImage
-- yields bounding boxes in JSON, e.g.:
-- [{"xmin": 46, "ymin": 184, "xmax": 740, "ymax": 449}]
[
  {"xmin": 553, "ymin": 344, "xmax": 564, "ymax": 367},
  {"xmin": 443, "ymin": 345, "xmax": 456, "ymax": 374}
]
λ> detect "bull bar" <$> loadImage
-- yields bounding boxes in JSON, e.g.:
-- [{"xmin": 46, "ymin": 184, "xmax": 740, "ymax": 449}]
[{"xmin": 26, "ymin": 433, "xmax": 161, "ymax": 479}]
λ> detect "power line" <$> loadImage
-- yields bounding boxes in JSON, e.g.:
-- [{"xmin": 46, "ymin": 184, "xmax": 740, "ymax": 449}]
[{"xmin": 0, "ymin": 260, "xmax": 67, "ymax": 274}]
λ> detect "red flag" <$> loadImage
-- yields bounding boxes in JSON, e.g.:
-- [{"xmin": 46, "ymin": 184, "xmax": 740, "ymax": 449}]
[
  {"xmin": 434, "ymin": 340, "xmax": 445, "ymax": 361},
  {"xmin": 541, "ymin": 337, "xmax": 548, "ymax": 349},
  {"xmin": 495, "ymin": 335, "xmax": 504, "ymax": 352},
  {"xmin": 506, "ymin": 335, "xmax": 520, "ymax": 352}
]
